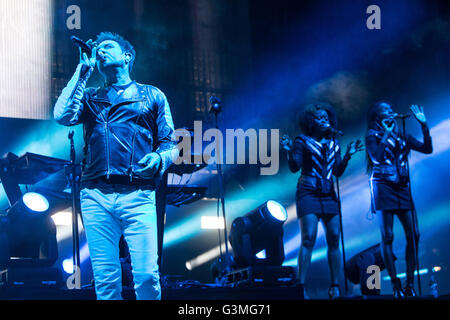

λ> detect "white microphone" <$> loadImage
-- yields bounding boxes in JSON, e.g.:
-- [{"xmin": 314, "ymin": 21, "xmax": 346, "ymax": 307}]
[
  {"xmin": 392, "ymin": 113, "xmax": 411, "ymax": 119},
  {"xmin": 325, "ymin": 124, "xmax": 343, "ymax": 136}
]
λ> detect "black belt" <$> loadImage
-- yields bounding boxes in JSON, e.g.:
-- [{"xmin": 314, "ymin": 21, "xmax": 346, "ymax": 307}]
[
  {"xmin": 371, "ymin": 166, "xmax": 408, "ymax": 186},
  {"xmin": 299, "ymin": 175, "xmax": 333, "ymax": 194},
  {"xmin": 81, "ymin": 175, "xmax": 155, "ymax": 191}
]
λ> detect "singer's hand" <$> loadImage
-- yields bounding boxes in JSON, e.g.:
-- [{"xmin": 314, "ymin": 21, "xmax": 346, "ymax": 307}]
[
  {"xmin": 280, "ymin": 134, "xmax": 293, "ymax": 152},
  {"xmin": 135, "ymin": 153, "xmax": 162, "ymax": 179},
  {"xmin": 79, "ymin": 39, "xmax": 97, "ymax": 68},
  {"xmin": 345, "ymin": 139, "xmax": 364, "ymax": 157},
  {"xmin": 381, "ymin": 118, "xmax": 395, "ymax": 135},
  {"xmin": 410, "ymin": 104, "xmax": 427, "ymax": 126}
]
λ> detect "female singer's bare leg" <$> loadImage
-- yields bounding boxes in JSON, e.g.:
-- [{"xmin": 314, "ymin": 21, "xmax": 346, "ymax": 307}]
[
  {"xmin": 397, "ymin": 210, "xmax": 420, "ymax": 297},
  {"xmin": 297, "ymin": 214, "xmax": 319, "ymax": 298},
  {"xmin": 322, "ymin": 214, "xmax": 341, "ymax": 298},
  {"xmin": 378, "ymin": 210, "xmax": 404, "ymax": 298}
]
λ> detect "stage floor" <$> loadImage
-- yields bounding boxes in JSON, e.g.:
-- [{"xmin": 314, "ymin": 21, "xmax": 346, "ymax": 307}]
[
  {"xmin": 0, "ymin": 285, "xmax": 301, "ymax": 300},
  {"xmin": 0, "ymin": 284, "xmax": 449, "ymax": 300}
]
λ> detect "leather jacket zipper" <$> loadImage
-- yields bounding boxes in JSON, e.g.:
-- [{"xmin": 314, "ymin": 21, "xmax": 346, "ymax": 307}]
[
  {"xmin": 129, "ymin": 89, "xmax": 147, "ymax": 182},
  {"xmin": 105, "ymin": 121, "xmax": 110, "ymax": 178}
]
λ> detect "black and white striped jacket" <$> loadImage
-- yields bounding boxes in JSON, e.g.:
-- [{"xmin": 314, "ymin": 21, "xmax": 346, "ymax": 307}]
[
  {"xmin": 288, "ymin": 134, "xmax": 350, "ymax": 193},
  {"xmin": 366, "ymin": 124, "xmax": 433, "ymax": 185}
]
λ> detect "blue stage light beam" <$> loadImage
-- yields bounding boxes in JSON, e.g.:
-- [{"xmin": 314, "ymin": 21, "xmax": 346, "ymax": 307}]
[{"xmin": 163, "ymin": 173, "xmax": 296, "ymax": 248}]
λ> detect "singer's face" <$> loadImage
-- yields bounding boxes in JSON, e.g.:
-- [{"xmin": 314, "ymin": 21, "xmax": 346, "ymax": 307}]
[
  {"xmin": 96, "ymin": 40, "xmax": 128, "ymax": 72},
  {"xmin": 377, "ymin": 102, "xmax": 394, "ymax": 120},
  {"xmin": 313, "ymin": 109, "xmax": 330, "ymax": 132}
]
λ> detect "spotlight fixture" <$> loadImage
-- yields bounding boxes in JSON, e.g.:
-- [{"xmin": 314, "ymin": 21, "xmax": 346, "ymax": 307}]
[
  {"xmin": 1, "ymin": 192, "xmax": 57, "ymax": 268},
  {"xmin": 229, "ymin": 200, "xmax": 287, "ymax": 268},
  {"xmin": 7, "ymin": 192, "xmax": 50, "ymax": 220},
  {"xmin": 22, "ymin": 192, "xmax": 50, "ymax": 213},
  {"xmin": 0, "ymin": 152, "xmax": 68, "ymax": 286},
  {"xmin": 345, "ymin": 244, "xmax": 394, "ymax": 296}
]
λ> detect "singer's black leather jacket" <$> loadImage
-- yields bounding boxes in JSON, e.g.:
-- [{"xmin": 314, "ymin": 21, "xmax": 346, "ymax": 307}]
[{"xmin": 54, "ymin": 64, "xmax": 177, "ymax": 187}]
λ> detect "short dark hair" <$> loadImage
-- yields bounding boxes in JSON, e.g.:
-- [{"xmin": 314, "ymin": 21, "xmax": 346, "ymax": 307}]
[
  {"xmin": 95, "ymin": 32, "xmax": 136, "ymax": 72},
  {"xmin": 298, "ymin": 102, "xmax": 337, "ymax": 137}
]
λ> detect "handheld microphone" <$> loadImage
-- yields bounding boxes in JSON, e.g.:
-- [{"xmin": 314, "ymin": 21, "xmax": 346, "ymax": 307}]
[
  {"xmin": 392, "ymin": 113, "xmax": 411, "ymax": 119},
  {"xmin": 70, "ymin": 36, "xmax": 95, "ymax": 56},
  {"xmin": 325, "ymin": 125, "xmax": 343, "ymax": 136}
]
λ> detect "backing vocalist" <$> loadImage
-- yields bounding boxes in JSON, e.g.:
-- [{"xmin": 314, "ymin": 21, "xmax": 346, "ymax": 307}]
[
  {"xmin": 365, "ymin": 102, "xmax": 433, "ymax": 298},
  {"xmin": 280, "ymin": 102, "xmax": 363, "ymax": 299}
]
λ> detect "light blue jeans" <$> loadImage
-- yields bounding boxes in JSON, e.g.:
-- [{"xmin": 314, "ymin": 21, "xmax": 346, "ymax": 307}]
[{"xmin": 80, "ymin": 185, "xmax": 160, "ymax": 300}]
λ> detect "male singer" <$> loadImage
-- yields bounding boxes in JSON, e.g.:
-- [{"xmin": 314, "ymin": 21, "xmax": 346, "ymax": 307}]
[{"xmin": 54, "ymin": 32, "xmax": 177, "ymax": 300}]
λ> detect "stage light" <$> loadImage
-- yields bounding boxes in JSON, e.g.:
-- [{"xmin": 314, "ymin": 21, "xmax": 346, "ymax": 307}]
[
  {"xmin": 62, "ymin": 242, "xmax": 91, "ymax": 274},
  {"xmin": 62, "ymin": 258, "xmax": 74, "ymax": 274},
  {"xmin": 22, "ymin": 192, "xmax": 49, "ymax": 213},
  {"xmin": 345, "ymin": 244, "xmax": 388, "ymax": 296},
  {"xmin": 266, "ymin": 200, "xmax": 288, "ymax": 222},
  {"xmin": 229, "ymin": 200, "xmax": 287, "ymax": 268},
  {"xmin": 1, "ymin": 192, "xmax": 57, "ymax": 268},
  {"xmin": 433, "ymin": 266, "xmax": 442, "ymax": 272},
  {"xmin": 256, "ymin": 250, "xmax": 266, "ymax": 259},
  {"xmin": 7, "ymin": 192, "xmax": 50, "ymax": 220}
]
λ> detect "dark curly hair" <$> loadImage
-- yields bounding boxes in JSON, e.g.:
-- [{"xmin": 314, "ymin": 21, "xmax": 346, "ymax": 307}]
[
  {"xmin": 95, "ymin": 31, "xmax": 136, "ymax": 72},
  {"xmin": 298, "ymin": 102, "xmax": 338, "ymax": 137}
]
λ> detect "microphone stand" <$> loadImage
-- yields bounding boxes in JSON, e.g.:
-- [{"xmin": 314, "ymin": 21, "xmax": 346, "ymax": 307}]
[
  {"xmin": 68, "ymin": 131, "xmax": 81, "ymax": 286},
  {"xmin": 331, "ymin": 133, "xmax": 348, "ymax": 296},
  {"xmin": 400, "ymin": 118, "xmax": 422, "ymax": 296},
  {"xmin": 209, "ymin": 97, "xmax": 231, "ymax": 280}
]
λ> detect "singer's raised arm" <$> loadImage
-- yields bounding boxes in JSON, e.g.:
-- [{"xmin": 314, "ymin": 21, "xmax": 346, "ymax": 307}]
[{"xmin": 53, "ymin": 63, "xmax": 93, "ymax": 126}]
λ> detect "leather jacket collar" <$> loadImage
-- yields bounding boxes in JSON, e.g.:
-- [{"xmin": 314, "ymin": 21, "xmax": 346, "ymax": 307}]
[{"xmin": 91, "ymin": 81, "xmax": 147, "ymax": 106}]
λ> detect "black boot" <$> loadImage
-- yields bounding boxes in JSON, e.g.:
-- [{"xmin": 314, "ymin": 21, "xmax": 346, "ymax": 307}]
[
  {"xmin": 392, "ymin": 278, "xmax": 405, "ymax": 299},
  {"xmin": 404, "ymin": 283, "xmax": 416, "ymax": 297}
]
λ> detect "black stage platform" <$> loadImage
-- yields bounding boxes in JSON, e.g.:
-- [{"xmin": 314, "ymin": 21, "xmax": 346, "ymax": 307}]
[
  {"xmin": 0, "ymin": 285, "xmax": 302, "ymax": 300},
  {"xmin": 1, "ymin": 285, "xmax": 449, "ymax": 300}
]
